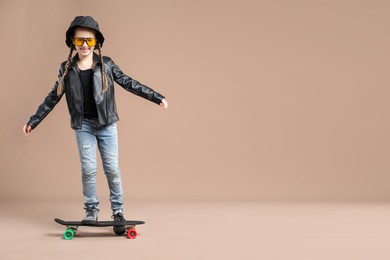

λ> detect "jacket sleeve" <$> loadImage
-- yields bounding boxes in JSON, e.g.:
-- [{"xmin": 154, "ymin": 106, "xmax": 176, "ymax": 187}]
[
  {"xmin": 109, "ymin": 58, "xmax": 165, "ymax": 105},
  {"xmin": 27, "ymin": 65, "xmax": 64, "ymax": 129}
]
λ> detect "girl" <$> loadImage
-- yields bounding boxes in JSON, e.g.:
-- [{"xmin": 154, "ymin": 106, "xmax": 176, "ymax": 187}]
[{"xmin": 23, "ymin": 16, "xmax": 168, "ymax": 224}]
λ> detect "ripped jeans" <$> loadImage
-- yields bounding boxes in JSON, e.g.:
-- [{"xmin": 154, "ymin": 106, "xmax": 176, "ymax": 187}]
[{"xmin": 75, "ymin": 118, "xmax": 123, "ymax": 213}]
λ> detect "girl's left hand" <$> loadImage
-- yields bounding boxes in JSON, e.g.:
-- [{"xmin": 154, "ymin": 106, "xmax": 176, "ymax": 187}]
[{"xmin": 160, "ymin": 99, "xmax": 168, "ymax": 110}]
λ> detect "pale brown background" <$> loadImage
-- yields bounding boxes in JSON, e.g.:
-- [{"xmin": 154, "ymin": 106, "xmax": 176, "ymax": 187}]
[
  {"xmin": 1, "ymin": 0, "xmax": 389, "ymax": 202},
  {"xmin": 1, "ymin": 0, "xmax": 390, "ymax": 259}
]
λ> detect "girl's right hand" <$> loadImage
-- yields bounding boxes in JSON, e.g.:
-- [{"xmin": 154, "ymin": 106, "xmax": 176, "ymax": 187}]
[{"xmin": 23, "ymin": 124, "xmax": 32, "ymax": 136}]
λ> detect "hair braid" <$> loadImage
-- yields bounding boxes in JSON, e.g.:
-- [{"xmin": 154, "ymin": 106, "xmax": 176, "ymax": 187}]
[
  {"xmin": 57, "ymin": 47, "xmax": 74, "ymax": 97},
  {"xmin": 97, "ymin": 44, "xmax": 108, "ymax": 94}
]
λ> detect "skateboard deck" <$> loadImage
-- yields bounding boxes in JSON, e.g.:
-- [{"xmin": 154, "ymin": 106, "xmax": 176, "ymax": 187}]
[{"xmin": 54, "ymin": 218, "xmax": 145, "ymax": 240}]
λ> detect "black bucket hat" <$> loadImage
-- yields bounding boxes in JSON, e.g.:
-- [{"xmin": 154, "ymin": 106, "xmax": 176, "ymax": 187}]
[{"xmin": 65, "ymin": 16, "xmax": 105, "ymax": 48}]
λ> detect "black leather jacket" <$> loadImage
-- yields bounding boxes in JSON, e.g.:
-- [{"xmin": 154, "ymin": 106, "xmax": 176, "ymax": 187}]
[{"xmin": 27, "ymin": 53, "xmax": 165, "ymax": 130}]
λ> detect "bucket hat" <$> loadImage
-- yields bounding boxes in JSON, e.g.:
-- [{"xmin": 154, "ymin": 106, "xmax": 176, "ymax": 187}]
[{"xmin": 65, "ymin": 16, "xmax": 105, "ymax": 47}]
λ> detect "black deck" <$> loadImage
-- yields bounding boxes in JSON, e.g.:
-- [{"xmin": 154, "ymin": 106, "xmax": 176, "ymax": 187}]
[{"xmin": 54, "ymin": 218, "xmax": 145, "ymax": 227}]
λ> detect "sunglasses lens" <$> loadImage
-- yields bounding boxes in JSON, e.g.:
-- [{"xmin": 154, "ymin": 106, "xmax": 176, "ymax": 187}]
[
  {"xmin": 73, "ymin": 38, "xmax": 83, "ymax": 46},
  {"xmin": 73, "ymin": 38, "xmax": 96, "ymax": 47},
  {"xmin": 86, "ymin": 38, "xmax": 96, "ymax": 47}
]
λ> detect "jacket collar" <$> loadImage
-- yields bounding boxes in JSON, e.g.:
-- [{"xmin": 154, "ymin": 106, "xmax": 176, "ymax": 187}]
[{"xmin": 69, "ymin": 52, "xmax": 101, "ymax": 70}]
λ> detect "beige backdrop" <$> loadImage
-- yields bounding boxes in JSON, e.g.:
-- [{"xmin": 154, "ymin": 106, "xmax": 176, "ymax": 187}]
[{"xmin": 1, "ymin": 0, "xmax": 389, "ymax": 201}]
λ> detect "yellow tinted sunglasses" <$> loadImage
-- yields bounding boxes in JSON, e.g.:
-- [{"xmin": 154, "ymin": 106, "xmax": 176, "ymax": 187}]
[{"xmin": 73, "ymin": 37, "xmax": 97, "ymax": 47}]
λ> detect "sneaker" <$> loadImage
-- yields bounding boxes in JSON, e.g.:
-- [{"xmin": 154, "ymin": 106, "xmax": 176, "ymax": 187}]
[
  {"xmin": 82, "ymin": 207, "xmax": 99, "ymax": 224},
  {"xmin": 112, "ymin": 210, "xmax": 126, "ymax": 235},
  {"xmin": 112, "ymin": 210, "xmax": 125, "ymax": 223}
]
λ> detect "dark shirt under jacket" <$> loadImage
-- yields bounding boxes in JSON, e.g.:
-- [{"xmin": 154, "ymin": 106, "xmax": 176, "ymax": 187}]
[{"xmin": 78, "ymin": 68, "xmax": 98, "ymax": 119}]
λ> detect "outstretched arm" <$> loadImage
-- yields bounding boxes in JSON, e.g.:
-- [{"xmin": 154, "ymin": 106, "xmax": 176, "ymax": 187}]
[
  {"xmin": 22, "ymin": 64, "xmax": 65, "ymax": 136},
  {"xmin": 109, "ymin": 58, "xmax": 166, "ymax": 105}
]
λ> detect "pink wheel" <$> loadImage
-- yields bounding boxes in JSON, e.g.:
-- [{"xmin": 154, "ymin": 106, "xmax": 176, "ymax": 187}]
[{"xmin": 127, "ymin": 228, "xmax": 137, "ymax": 239}]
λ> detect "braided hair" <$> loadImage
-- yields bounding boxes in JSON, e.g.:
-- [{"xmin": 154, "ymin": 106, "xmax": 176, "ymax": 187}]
[
  {"xmin": 57, "ymin": 47, "xmax": 74, "ymax": 97},
  {"xmin": 96, "ymin": 43, "xmax": 108, "ymax": 93},
  {"xmin": 57, "ymin": 38, "xmax": 108, "ymax": 96}
]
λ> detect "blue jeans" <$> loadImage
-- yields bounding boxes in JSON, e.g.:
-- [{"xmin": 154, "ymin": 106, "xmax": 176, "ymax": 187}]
[{"xmin": 75, "ymin": 118, "xmax": 123, "ymax": 213}]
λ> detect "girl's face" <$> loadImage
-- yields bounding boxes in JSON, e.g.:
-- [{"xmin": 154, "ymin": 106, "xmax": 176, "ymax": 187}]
[{"xmin": 73, "ymin": 28, "xmax": 96, "ymax": 58}]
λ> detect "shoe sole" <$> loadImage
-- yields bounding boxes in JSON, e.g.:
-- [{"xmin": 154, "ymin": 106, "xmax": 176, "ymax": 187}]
[{"xmin": 82, "ymin": 218, "xmax": 98, "ymax": 225}]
